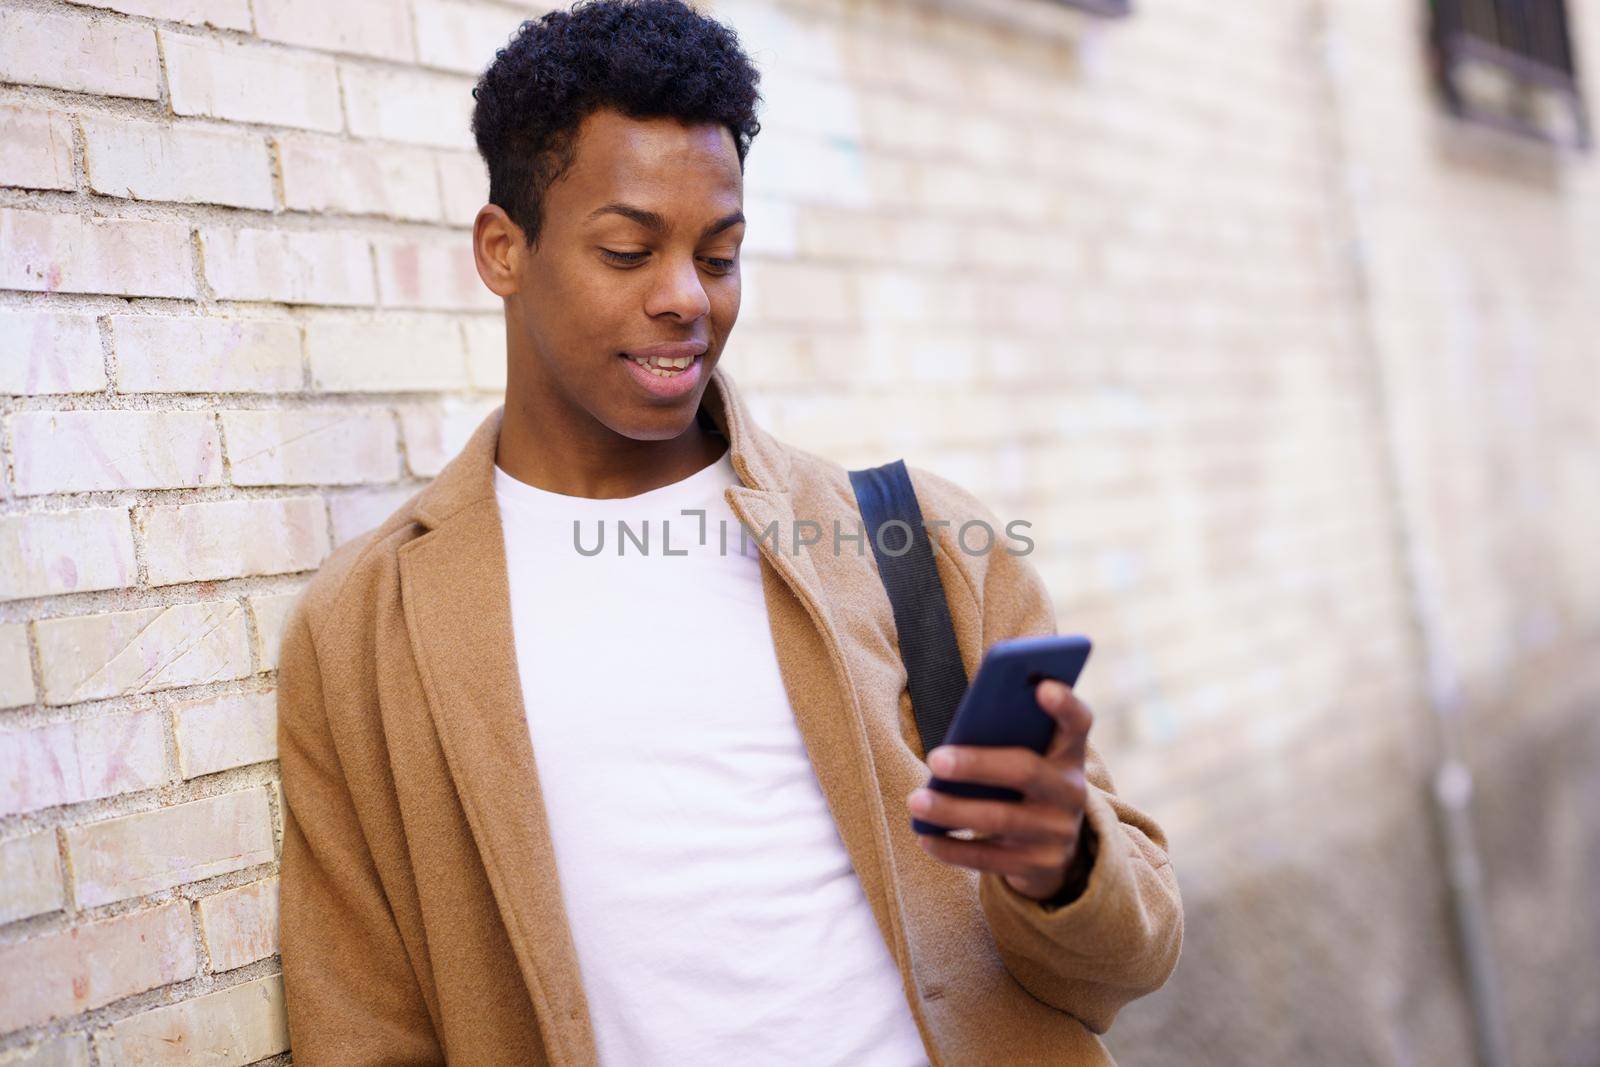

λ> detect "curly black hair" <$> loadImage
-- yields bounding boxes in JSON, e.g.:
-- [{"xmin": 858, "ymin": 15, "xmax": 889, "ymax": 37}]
[{"xmin": 471, "ymin": 0, "xmax": 763, "ymax": 246}]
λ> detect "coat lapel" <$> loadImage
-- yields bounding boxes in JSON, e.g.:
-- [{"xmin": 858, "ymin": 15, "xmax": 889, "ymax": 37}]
[
  {"xmin": 398, "ymin": 501, "xmax": 598, "ymax": 1064},
  {"xmin": 395, "ymin": 366, "xmax": 906, "ymax": 1065}
]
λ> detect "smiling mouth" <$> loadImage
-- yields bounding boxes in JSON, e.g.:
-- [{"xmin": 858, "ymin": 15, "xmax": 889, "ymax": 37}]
[{"xmin": 621, "ymin": 352, "xmax": 699, "ymax": 377}]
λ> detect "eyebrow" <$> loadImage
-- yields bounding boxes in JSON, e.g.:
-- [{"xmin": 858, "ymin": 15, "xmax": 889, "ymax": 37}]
[{"xmin": 585, "ymin": 202, "xmax": 745, "ymax": 237}]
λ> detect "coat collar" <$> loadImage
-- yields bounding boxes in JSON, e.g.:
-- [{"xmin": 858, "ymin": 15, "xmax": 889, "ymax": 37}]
[{"xmin": 395, "ymin": 365, "xmax": 909, "ymax": 1065}]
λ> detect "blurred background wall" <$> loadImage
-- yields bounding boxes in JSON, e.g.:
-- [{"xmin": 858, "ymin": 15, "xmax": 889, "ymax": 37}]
[{"xmin": 1, "ymin": 0, "xmax": 1596, "ymax": 1064}]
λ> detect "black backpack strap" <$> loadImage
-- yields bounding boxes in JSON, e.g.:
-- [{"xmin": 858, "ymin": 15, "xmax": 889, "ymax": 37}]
[{"xmin": 848, "ymin": 459, "xmax": 970, "ymax": 759}]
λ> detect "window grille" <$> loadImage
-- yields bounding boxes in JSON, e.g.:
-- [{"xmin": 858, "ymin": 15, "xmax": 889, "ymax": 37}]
[
  {"xmin": 1430, "ymin": 0, "xmax": 1591, "ymax": 148},
  {"xmin": 1059, "ymin": 0, "xmax": 1130, "ymax": 16}
]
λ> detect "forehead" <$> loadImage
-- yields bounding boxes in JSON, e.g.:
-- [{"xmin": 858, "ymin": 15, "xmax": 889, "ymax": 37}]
[{"xmin": 557, "ymin": 108, "xmax": 743, "ymax": 215}]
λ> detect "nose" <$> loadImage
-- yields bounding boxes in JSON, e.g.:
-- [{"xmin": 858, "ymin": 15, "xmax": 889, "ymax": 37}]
[{"xmin": 643, "ymin": 253, "xmax": 712, "ymax": 322}]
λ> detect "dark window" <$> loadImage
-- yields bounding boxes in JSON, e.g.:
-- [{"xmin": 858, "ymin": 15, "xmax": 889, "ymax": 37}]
[
  {"xmin": 1430, "ymin": 0, "xmax": 1591, "ymax": 148},
  {"xmin": 1059, "ymin": 0, "xmax": 1131, "ymax": 15}
]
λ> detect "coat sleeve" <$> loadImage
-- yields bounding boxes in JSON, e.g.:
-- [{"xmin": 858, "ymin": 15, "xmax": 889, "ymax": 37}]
[
  {"xmin": 943, "ymin": 485, "xmax": 1185, "ymax": 1034},
  {"xmin": 277, "ymin": 603, "xmax": 446, "ymax": 1065}
]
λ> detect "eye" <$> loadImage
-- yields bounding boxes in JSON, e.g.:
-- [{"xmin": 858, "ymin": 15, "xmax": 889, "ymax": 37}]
[{"xmin": 599, "ymin": 249, "xmax": 738, "ymax": 273}]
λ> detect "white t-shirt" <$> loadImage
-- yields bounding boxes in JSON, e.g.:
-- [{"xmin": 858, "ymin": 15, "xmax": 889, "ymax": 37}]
[{"xmin": 493, "ymin": 443, "xmax": 929, "ymax": 1067}]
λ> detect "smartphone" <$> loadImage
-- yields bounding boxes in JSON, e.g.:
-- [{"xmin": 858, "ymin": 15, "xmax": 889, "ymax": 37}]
[{"xmin": 911, "ymin": 634, "xmax": 1093, "ymax": 837}]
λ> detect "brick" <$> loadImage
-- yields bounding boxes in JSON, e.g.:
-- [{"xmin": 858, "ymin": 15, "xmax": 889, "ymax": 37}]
[
  {"xmin": 278, "ymin": 134, "xmax": 441, "ymax": 221},
  {"xmin": 0, "ymin": 830, "xmax": 64, "ymax": 925},
  {"xmin": 342, "ymin": 66, "xmax": 477, "ymax": 149},
  {"xmin": 163, "ymin": 31, "xmax": 342, "ymax": 133},
  {"xmin": 374, "ymin": 237, "xmax": 496, "ymax": 311},
  {"xmin": 66, "ymin": 788, "xmax": 275, "ymax": 907},
  {"xmin": 96, "ymin": 974, "xmax": 287, "ymax": 1067},
  {"xmin": 35, "ymin": 601, "xmax": 253, "ymax": 705},
  {"xmin": 137, "ymin": 497, "xmax": 330, "ymax": 586},
  {"xmin": 306, "ymin": 314, "xmax": 468, "ymax": 391},
  {"xmin": 109, "ymin": 984, "xmax": 286, "ymax": 1067},
  {"xmin": 0, "ymin": 709, "xmax": 166, "ymax": 816},
  {"xmin": 221, "ymin": 409, "xmax": 399, "ymax": 486},
  {"xmin": 65, "ymin": 0, "xmax": 252, "ymax": 29},
  {"xmin": 7, "ymin": 410, "xmax": 222, "ymax": 496},
  {"xmin": 0, "ymin": 106, "xmax": 75, "ymax": 192},
  {"xmin": 82, "ymin": 117, "xmax": 273, "ymax": 210},
  {"xmin": 0, "ymin": 9, "xmax": 159, "ymax": 100},
  {"xmin": 413, "ymin": 0, "xmax": 519, "ymax": 74},
  {"xmin": 743, "ymin": 195, "xmax": 798, "ymax": 259},
  {"xmin": 0, "ymin": 623, "xmax": 34, "ymax": 709},
  {"xmin": 739, "ymin": 259, "xmax": 857, "ymax": 326},
  {"xmin": 197, "ymin": 877, "xmax": 279, "ymax": 971},
  {"xmin": 248, "ymin": 591, "xmax": 302, "ymax": 670},
  {"xmin": 329, "ymin": 486, "xmax": 415, "ymax": 546},
  {"xmin": 0, "ymin": 902, "xmax": 198, "ymax": 1033},
  {"xmin": 462, "ymin": 316, "xmax": 507, "ymax": 391},
  {"xmin": 0, "ymin": 507, "xmax": 136, "ymax": 602},
  {"xmin": 174, "ymin": 691, "xmax": 277, "ymax": 779},
  {"xmin": 0, "ymin": 311, "xmax": 106, "ymax": 396},
  {"xmin": 0, "ymin": 209, "xmax": 195, "ymax": 299},
  {"xmin": 0, "ymin": 1033, "xmax": 89, "ymax": 1067},
  {"xmin": 256, "ymin": 0, "xmax": 414, "ymax": 61},
  {"xmin": 436, "ymin": 151, "xmax": 488, "ymax": 225},
  {"xmin": 201, "ymin": 228, "xmax": 376, "ymax": 307},
  {"xmin": 400, "ymin": 398, "xmax": 501, "ymax": 477},
  {"xmin": 111, "ymin": 316, "xmax": 302, "ymax": 394}
]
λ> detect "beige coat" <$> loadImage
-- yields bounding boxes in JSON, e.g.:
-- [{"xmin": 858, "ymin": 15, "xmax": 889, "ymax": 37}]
[{"xmin": 276, "ymin": 365, "xmax": 1183, "ymax": 1065}]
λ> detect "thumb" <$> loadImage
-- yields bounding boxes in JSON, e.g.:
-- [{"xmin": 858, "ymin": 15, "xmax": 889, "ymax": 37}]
[{"xmin": 1037, "ymin": 678, "xmax": 1092, "ymax": 763}]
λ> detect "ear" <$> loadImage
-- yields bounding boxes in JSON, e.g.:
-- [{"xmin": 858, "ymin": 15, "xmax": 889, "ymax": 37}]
[{"xmin": 473, "ymin": 204, "xmax": 527, "ymax": 298}]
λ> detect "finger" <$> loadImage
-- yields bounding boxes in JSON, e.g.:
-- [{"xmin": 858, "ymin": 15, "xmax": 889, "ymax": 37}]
[
  {"xmin": 927, "ymin": 745, "xmax": 1051, "ymax": 794},
  {"xmin": 907, "ymin": 786, "xmax": 1080, "ymax": 844},
  {"xmin": 1036, "ymin": 679, "xmax": 1093, "ymax": 763},
  {"xmin": 917, "ymin": 832, "xmax": 1077, "ymax": 882}
]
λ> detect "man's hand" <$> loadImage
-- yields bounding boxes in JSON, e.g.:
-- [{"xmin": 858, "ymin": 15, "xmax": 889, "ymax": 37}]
[{"xmin": 907, "ymin": 678, "xmax": 1095, "ymax": 903}]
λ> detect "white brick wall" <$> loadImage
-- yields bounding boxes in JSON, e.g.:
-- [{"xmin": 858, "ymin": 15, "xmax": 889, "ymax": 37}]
[
  {"xmin": 0, "ymin": 709, "xmax": 167, "ymax": 815},
  {"xmin": 0, "ymin": 9, "xmax": 160, "ymax": 100},
  {"xmin": 341, "ymin": 66, "xmax": 478, "ymax": 149},
  {"xmin": 0, "ymin": 831, "xmax": 66, "ymax": 925},
  {"xmin": 0, "ymin": 903, "xmax": 198, "ymax": 1033},
  {"xmin": 196, "ymin": 877, "xmax": 281, "ymax": 972},
  {"xmin": 3, "ymin": 0, "xmax": 1597, "ymax": 1063},
  {"xmin": 162, "ymin": 31, "xmax": 342, "ymax": 130},
  {"xmin": 81, "ymin": 117, "xmax": 275, "ymax": 209},
  {"xmin": 0, "ymin": 312, "xmax": 106, "ymax": 396},
  {"xmin": 199, "ymin": 229, "xmax": 376, "ymax": 306},
  {"xmin": 173, "ymin": 692, "xmax": 278, "ymax": 779},
  {"xmin": 135, "ymin": 496, "xmax": 330, "ymax": 585},
  {"xmin": 277, "ymin": 135, "xmax": 444, "ymax": 221},
  {"xmin": 0, "ymin": 507, "xmax": 136, "ymax": 601},
  {"xmin": 0, "ymin": 211, "xmax": 195, "ymax": 298},
  {"xmin": 110, "ymin": 316, "xmax": 302, "ymax": 394},
  {"xmin": 95, "ymin": 974, "xmax": 288, "ymax": 1066},
  {"xmin": 219, "ymin": 409, "xmax": 400, "ymax": 485},
  {"xmin": 34, "ymin": 600, "xmax": 254, "ymax": 704},
  {"xmin": 67, "ymin": 0, "xmax": 253, "ymax": 30},
  {"xmin": 0, "ymin": 107, "xmax": 76, "ymax": 193},
  {"xmin": 8, "ymin": 411, "xmax": 222, "ymax": 495},
  {"xmin": 65, "ymin": 788, "xmax": 275, "ymax": 907}
]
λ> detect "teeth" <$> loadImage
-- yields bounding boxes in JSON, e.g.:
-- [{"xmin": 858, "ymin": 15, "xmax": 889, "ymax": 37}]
[{"xmin": 631, "ymin": 354, "xmax": 694, "ymax": 376}]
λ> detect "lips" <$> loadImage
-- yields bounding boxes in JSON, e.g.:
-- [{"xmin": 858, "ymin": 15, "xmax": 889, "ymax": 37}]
[
  {"xmin": 618, "ymin": 344, "xmax": 706, "ymax": 399},
  {"xmin": 620, "ymin": 340, "xmax": 709, "ymax": 364}
]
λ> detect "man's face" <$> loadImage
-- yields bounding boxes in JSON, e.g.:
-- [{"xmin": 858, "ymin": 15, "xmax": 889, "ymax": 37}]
[{"xmin": 501, "ymin": 107, "xmax": 745, "ymax": 441}]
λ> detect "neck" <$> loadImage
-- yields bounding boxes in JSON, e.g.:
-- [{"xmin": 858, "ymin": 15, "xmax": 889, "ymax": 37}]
[{"xmin": 494, "ymin": 365, "xmax": 726, "ymax": 501}]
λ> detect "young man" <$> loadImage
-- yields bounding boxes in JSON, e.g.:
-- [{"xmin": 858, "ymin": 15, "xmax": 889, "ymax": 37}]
[{"xmin": 275, "ymin": 1, "xmax": 1182, "ymax": 1064}]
